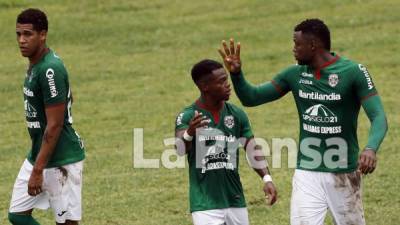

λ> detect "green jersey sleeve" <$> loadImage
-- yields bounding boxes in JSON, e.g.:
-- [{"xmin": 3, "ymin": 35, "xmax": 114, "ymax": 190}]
[
  {"xmin": 38, "ymin": 62, "xmax": 68, "ymax": 105},
  {"xmin": 175, "ymin": 108, "xmax": 194, "ymax": 130},
  {"xmin": 353, "ymin": 64, "xmax": 387, "ymax": 151},
  {"xmin": 353, "ymin": 64, "xmax": 377, "ymax": 100},
  {"xmin": 271, "ymin": 65, "xmax": 297, "ymax": 93},
  {"xmin": 236, "ymin": 107, "xmax": 253, "ymax": 139},
  {"xmin": 362, "ymin": 94, "xmax": 388, "ymax": 152},
  {"xmin": 230, "ymin": 71, "xmax": 283, "ymax": 107}
]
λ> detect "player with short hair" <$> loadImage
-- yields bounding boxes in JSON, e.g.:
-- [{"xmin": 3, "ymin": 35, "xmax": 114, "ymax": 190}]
[
  {"xmin": 175, "ymin": 59, "xmax": 277, "ymax": 225},
  {"xmin": 9, "ymin": 8, "xmax": 85, "ymax": 225},
  {"xmin": 218, "ymin": 19, "xmax": 387, "ymax": 225}
]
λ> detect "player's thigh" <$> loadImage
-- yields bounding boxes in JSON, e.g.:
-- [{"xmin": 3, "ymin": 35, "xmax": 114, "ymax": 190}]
[
  {"xmin": 9, "ymin": 159, "xmax": 49, "ymax": 213},
  {"xmin": 192, "ymin": 209, "xmax": 225, "ymax": 225},
  {"xmin": 44, "ymin": 160, "xmax": 83, "ymax": 223},
  {"xmin": 225, "ymin": 207, "xmax": 249, "ymax": 225},
  {"xmin": 325, "ymin": 171, "xmax": 365, "ymax": 225},
  {"xmin": 63, "ymin": 160, "xmax": 83, "ymax": 219},
  {"xmin": 290, "ymin": 170, "xmax": 328, "ymax": 225}
]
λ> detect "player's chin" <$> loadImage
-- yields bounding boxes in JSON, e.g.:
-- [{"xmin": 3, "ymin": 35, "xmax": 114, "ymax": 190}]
[
  {"xmin": 297, "ymin": 61, "xmax": 307, "ymax": 66},
  {"xmin": 296, "ymin": 58, "xmax": 309, "ymax": 65},
  {"xmin": 20, "ymin": 50, "xmax": 31, "ymax": 57},
  {"xmin": 223, "ymin": 93, "xmax": 230, "ymax": 101}
]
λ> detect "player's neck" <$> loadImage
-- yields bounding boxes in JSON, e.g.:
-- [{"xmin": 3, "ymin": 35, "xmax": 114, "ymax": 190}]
[
  {"xmin": 29, "ymin": 46, "xmax": 49, "ymax": 66},
  {"xmin": 198, "ymin": 95, "xmax": 224, "ymax": 112},
  {"xmin": 310, "ymin": 50, "xmax": 335, "ymax": 70}
]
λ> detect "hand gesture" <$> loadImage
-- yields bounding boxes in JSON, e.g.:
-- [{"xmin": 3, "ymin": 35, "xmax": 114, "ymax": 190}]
[
  {"xmin": 218, "ymin": 38, "xmax": 242, "ymax": 74},
  {"xmin": 263, "ymin": 181, "xmax": 278, "ymax": 206},
  {"xmin": 187, "ymin": 110, "xmax": 209, "ymax": 136},
  {"xmin": 357, "ymin": 149, "xmax": 377, "ymax": 174}
]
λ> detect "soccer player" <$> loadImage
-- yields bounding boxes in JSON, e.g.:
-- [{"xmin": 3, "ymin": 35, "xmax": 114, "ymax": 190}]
[
  {"xmin": 175, "ymin": 59, "xmax": 277, "ymax": 225},
  {"xmin": 8, "ymin": 8, "xmax": 85, "ymax": 225},
  {"xmin": 218, "ymin": 19, "xmax": 387, "ymax": 225}
]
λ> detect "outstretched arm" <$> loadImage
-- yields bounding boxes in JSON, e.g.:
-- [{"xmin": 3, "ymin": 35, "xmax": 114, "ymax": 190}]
[
  {"xmin": 357, "ymin": 95, "xmax": 388, "ymax": 174},
  {"xmin": 230, "ymin": 71, "xmax": 284, "ymax": 106},
  {"xmin": 218, "ymin": 39, "xmax": 287, "ymax": 107}
]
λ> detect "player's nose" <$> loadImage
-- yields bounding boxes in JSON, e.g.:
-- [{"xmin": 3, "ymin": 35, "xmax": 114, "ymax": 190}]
[
  {"xmin": 225, "ymin": 83, "xmax": 231, "ymax": 90},
  {"xmin": 17, "ymin": 36, "xmax": 26, "ymax": 45}
]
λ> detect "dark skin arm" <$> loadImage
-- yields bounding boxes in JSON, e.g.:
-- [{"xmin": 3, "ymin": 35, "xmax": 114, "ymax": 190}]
[
  {"xmin": 175, "ymin": 110, "xmax": 209, "ymax": 154},
  {"xmin": 28, "ymin": 103, "xmax": 65, "ymax": 196},
  {"xmin": 245, "ymin": 138, "xmax": 277, "ymax": 206}
]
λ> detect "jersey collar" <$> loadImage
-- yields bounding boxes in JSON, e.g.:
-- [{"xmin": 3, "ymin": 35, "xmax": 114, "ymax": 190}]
[
  {"xmin": 195, "ymin": 99, "xmax": 225, "ymax": 124},
  {"xmin": 315, "ymin": 53, "xmax": 340, "ymax": 80}
]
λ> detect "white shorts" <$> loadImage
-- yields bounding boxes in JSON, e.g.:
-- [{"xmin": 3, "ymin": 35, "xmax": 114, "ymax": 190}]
[
  {"xmin": 192, "ymin": 207, "xmax": 249, "ymax": 225},
  {"xmin": 290, "ymin": 169, "xmax": 365, "ymax": 225},
  {"xmin": 9, "ymin": 159, "xmax": 83, "ymax": 223}
]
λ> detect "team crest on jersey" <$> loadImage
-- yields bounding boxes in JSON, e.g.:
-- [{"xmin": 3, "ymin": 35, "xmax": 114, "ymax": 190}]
[
  {"xmin": 224, "ymin": 115, "xmax": 235, "ymax": 129},
  {"xmin": 328, "ymin": 74, "xmax": 339, "ymax": 87}
]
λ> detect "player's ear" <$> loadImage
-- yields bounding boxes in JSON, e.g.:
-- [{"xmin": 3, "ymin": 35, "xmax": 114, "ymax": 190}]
[
  {"xmin": 311, "ymin": 37, "xmax": 324, "ymax": 51},
  {"xmin": 39, "ymin": 30, "xmax": 47, "ymax": 42},
  {"xmin": 310, "ymin": 38, "xmax": 316, "ymax": 51},
  {"xmin": 200, "ymin": 84, "xmax": 209, "ymax": 92},
  {"xmin": 197, "ymin": 81, "xmax": 208, "ymax": 92}
]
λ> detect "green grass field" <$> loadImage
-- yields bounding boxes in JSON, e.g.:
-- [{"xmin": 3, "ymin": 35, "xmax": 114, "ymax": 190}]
[{"xmin": 1, "ymin": 0, "xmax": 399, "ymax": 224}]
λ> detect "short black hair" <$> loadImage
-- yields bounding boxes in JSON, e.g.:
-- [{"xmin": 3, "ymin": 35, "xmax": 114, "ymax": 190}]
[
  {"xmin": 17, "ymin": 8, "xmax": 48, "ymax": 31},
  {"xmin": 294, "ymin": 18, "xmax": 331, "ymax": 51},
  {"xmin": 191, "ymin": 59, "xmax": 223, "ymax": 84}
]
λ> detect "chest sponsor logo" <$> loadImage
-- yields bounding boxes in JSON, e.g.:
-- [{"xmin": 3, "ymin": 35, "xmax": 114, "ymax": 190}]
[
  {"xmin": 46, "ymin": 68, "xmax": 58, "ymax": 98},
  {"xmin": 196, "ymin": 128, "xmax": 239, "ymax": 172},
  {"xmin": 358, "ymin": 64, "xmax": 374, "ymax": 90},
  {"xmin": 328, "ymin": 74, "xmax": 339, "ymax": 87},
  {"xmin": 224, "ymin": 115, "xmax": 235, "ymax": 129},
  {"xmin": 299, "ymin": 90, "xmax": 341, "ymax": 101},
  {"xmin": 201, "ymin": 144, "xmax": 234, "ymax": 173},
  {"xmin": 299, "ymin": 79, "xmax": 313, "ymax": 85},
  {"xmin": 26, "ymin": 121, "xmax": 41, "ymax": 128},
  {"xmin": 198, "ymin": 133, "xmax": 236, "ymax": 142},
  {"xmin": 24, "ymin": 100, "xmax": 37, "ymax": 118},
  {"xmin": 303, "ymin": 123, "xmax": 342, "ymax": 134},
  {"xmin": 303, "ymin": 104, "xmax": 338, "ymax": 123},
  {"xmin": 301, "ymin": 72, "xmax": 313, "ymax": 78},
  {"xmin": 23, "ymin": 87, "xmax": 34, "ymax": 97}
]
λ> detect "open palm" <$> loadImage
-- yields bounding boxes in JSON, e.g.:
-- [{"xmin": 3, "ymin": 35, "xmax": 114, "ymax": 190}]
[{"xmin": 218, "ymin": 38, "xmax": 242, "ymax": 74}]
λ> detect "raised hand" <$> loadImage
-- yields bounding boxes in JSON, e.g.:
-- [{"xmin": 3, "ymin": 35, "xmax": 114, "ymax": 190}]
[
  {"xmin": 187, "ymin": 110, "xmax": 209, "ymax": 136},
  {"xmin": 218, "ymin": 38, "xmax": 242, "ymax": 74}
]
